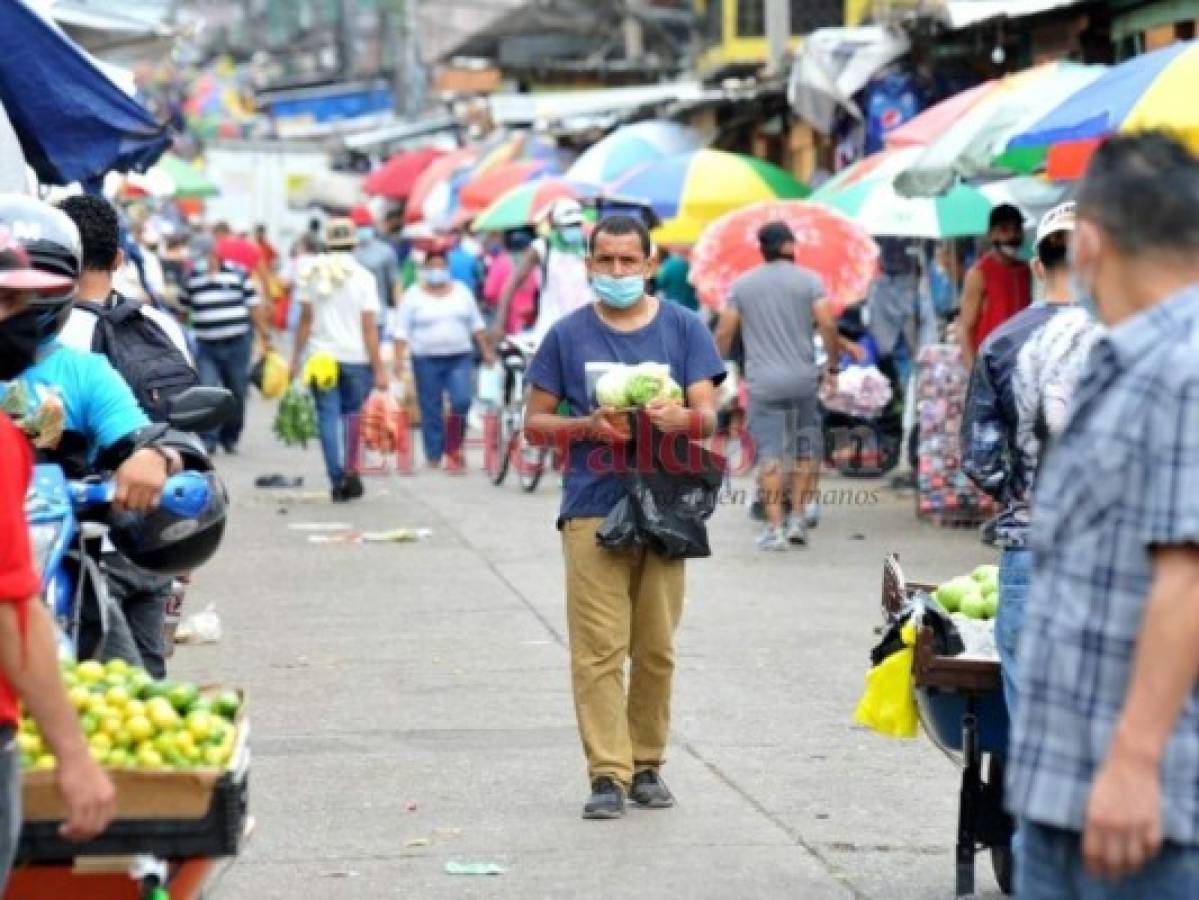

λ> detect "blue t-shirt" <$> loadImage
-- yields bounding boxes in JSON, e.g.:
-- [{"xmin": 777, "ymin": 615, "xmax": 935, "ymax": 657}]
[
  {"xmin": 17, "ymin": 343, "xmax": 148, "ymax": 454},
  {"xmin": 527, "ymin": 301, "xmax": 726, "ymax": 524}
]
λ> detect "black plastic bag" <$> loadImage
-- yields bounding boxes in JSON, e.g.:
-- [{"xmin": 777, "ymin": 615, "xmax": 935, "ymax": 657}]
[{"xmin": 597, "ymin": 425, "xmax": 725, "ymax": 560}]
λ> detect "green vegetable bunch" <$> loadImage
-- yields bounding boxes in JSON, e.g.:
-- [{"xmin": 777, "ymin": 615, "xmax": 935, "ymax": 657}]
[{"xmin": 273, "ymin": 385, "xmax": 319, "ymax": 448}]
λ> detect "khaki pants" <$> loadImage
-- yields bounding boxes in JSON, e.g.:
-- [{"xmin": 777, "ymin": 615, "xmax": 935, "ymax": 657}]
[{"xmin": 561, "ymin": 517, "xmax": 685, "ymax": 787}]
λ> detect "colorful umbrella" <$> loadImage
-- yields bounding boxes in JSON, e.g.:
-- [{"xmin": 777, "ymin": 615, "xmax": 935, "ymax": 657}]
[
  {"xmin": 364, "ymin": 147, "xmax": 443, "ymax": 199},
  {"xmin": 475, "ymin": 130, "xmax": 562, "ymax": 174},
  {"xmin": 1005, "ymin": 40, "xmax": 1199, "ymax": 179},
  {"xmin": 690, "ymin": 201, "xmax": 879, "ymax": 313},
  {"xmin": 470, "ymin": 178, "xmax": 601, "ymax": 233},
  {"xmin": 613, "ymin": 150, "xmax": 810, "ymax": 245},
  {"xmin": 457, "ymin": 159, "xmax": 558, "ymax": 220},
  {"xmin": 566, "ymin": 120, "xmax": 704, "ymax": 186},
  {"xmin": 894, "ymin": 62, "xmax": 1106, "ymax": 197},
  {"xmin": 812, "ymin": 148, "xmax": 992, "ymax": 239},
  {"xmin": 405, "ymin": 147, "xmax": 478, "ymax": 224},
  {"xmin": 151, "ymin": 153, "xmax": 219, "ymax": 198},
  {"xmin": 886, "ymin": 81, "xmax": 997, "ymax": 149}
]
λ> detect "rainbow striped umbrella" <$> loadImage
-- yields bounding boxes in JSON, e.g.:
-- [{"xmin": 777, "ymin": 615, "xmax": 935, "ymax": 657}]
[
  {"xmin": 612, "ymin": 149, "xmax": 809, "ymax": 245},
  {"xmin": 1005, "ymin": 40, "xmax": 1199, "ymax": 179},
  {"xmin": 566, "ymin": 121, "xmax": 704, "ymax": 186},
  {"xmin": 470, "ymin": 178, "xmax": 601, "ymax": 233}
]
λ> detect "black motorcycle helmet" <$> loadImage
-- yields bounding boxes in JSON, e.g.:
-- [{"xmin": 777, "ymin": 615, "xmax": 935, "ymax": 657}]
[
  {"xmin": 106, "ymin": 432, "xmax": 229, "ymax": 575},
  {"xmin": 0, "ymin": 194, "xmax": 81, "ymax": 341}
]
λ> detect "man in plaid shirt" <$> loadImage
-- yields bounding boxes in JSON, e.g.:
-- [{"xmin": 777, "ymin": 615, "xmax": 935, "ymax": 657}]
[{"xmin": 1008, "ymin": 133, "xmax": 1199, "ymax": 896}]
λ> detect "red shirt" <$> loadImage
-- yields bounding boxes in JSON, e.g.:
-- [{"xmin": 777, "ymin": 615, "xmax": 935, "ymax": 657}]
[
  {"xmin": 0, "ymin": 417, "xmax": 37, "ymax": 725},
  {"xmin": 216, "ymin": 237, "xmax": 262, "ymax": 274},
  {"xmin": 971, "ymin": 252, "xmax": 1031, "ymax": 352}
]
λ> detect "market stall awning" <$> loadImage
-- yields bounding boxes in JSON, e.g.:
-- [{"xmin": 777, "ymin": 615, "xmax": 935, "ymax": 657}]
[
  {"xmin": 489, "ymin": 82, "xmax": 718, "ymax": 128},
  {"xmin": 0, "ymin": 0, "xmax": 171, "ymax": 186},
  {"xmin": 942, "ymin": 0, "xmax": 1088, "ymax": 29}
]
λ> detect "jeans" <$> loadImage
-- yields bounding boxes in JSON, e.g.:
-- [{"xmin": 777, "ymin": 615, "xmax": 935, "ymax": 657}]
[
  {"xmin": 312, "ymin": 362, "xmax": 374, "ymax": 485},
  {"xmin": 195, "ymin": 332, "xmax": 253, "ymax": 450},
  {"xmin": 412, "ymin": 353, "xmax": 473, "ymax": 463},
  {"xmin": 997, "ymin": 547, "xmax": 1033, "ymax": 718},
  {"xmin": 0, "ymin": 726, "xmax": 19, "ymax": 887},
  {"xmin": 103, "ymin": 552, "xmax": 172, "ymax": 679},
  {"xmin": 1018, "ymin": 821, "xmax": 1199, "ymax": 899}
]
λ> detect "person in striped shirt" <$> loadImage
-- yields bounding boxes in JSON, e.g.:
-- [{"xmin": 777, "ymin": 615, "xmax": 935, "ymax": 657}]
[{"xmin": 181, "ymin": 233, "xmax": 272, "ymax": 453}]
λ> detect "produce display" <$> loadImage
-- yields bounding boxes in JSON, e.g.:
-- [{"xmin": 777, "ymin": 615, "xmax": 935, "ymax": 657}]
[
  {"xmin": 934, "ymin": 564, "xmax": 1000, "ymax": 620},
  {"xmin": 595, "ymin": 363, "xmax": 683, "ymax": 409},
  {"xmin": 273, "ymin": 384, "xmax": 319, "ymax": 448},
  {"xmin": 915, "ymin": 343, "xmax": 998, "ymax": 525},
  {"xmin": 19, "ymin": 660, "xmax": 241, "ymax": 772}
]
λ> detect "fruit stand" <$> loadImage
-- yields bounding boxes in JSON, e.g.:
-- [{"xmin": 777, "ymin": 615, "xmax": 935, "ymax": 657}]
[
  {"xmin": 5, "ymin": 661, "xmax": 249, "ymax": 900},
  {"xmin": 881, "ymin": 555, "xmax": 1013, "ymax": 898}
]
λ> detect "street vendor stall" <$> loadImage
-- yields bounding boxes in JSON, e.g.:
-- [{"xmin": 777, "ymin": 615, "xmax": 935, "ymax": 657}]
[{"xmin": 4, "ymin": 667, "xmax": 250, "ymax": 900}]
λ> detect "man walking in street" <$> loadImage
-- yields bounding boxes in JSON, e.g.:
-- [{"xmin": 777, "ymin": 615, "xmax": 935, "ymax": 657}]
[
  {"xmin": 962, "ymin": 201, "xmax": 1101, "ymax": 725},
  {"xmin": 524, "ymin": 215, "xmax": 725, "ymax": 819},
  {"xmin": 958, "ymin": 204, "xmax": 1031, "ymax": 370},
  {"xmin": 289, "ymin": 218, "xmax": 388, "ymax": 502},
  {"xmin": 1007, "ymin": 133, "xmax": 1199, "ymax": 897},
  {"xmin": 180, "ymin": 232, "xmax": 271, "ymax": 454},
  {"xmin": 715, "ymin": 222, "xmax": 852, "ymax": 550},
  {"xmin": 350, "ymin": 206, "xmax": 400, "ymax": 318}
]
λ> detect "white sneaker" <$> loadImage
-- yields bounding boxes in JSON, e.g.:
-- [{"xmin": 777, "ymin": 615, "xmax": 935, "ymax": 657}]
[
  {"xmin": 784, "ymin": 514, "xmax": 809, "ymax": 546},
  {"xmin": 756, "ymin": 526, "xmax": 789, "ymax": 552},
  {"xmin": 804, "ymin": 500, "xmax": 821, "ymax": 528}
]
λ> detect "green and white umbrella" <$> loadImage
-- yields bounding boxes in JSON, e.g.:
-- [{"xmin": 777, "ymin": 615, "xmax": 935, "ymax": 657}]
[{"xmin": 811, "ymin": 148, "xmax": 992, "ymax": 239}]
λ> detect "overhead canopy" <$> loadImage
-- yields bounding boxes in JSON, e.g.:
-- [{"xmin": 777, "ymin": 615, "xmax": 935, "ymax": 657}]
[
  {"xmin": 942, "ymin": 0, "xmax": 1088, "ymax": 29},
  {"xmin": 0, "ymin": 0, "xmax": 171, "ymax": 186},
  {"xmin": 489, "ymin": 83, "xmax": 718, "ymax": 128}
]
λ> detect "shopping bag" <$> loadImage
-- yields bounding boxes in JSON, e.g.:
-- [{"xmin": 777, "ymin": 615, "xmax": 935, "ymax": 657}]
[
  {"xmin": 476, "ymin": 362, "xmax": 504, "ymax": 408},
  {"xmin": 853, "ymin": 622, "xmax": 919, "ymax": 738},
  {"xmin": 596, "ymin": 424, "xmax": 725, "ymax": 560}
]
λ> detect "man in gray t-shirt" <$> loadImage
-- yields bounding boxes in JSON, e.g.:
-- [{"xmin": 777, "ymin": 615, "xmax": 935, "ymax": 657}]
[
  {"xmin": 353, "ymin": 220, "xmax": 400, "ymax": 316},
  {"xmin": 716, "ymin": 221, "xmax": 849, "ymax": 550}
]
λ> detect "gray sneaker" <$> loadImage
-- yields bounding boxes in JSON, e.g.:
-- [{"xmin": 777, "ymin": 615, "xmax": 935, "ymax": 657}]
[
  {"xmin": 804, "ymin": 500, "xmax": 821, "ymax": 528},
  {"xmin": 630, "ymin": 769, "xmax": 675, "ymax": 808},
  {"xmin": 785, "ymin": 514, "xmax": 809, "ymax": 546},
  {"xmin": 582, "ymin": 777, "xmax": 625, "ymax": 820},
  {"xmin": 756, "ymin": 526, "xmax": 788, "ymax": 552}
]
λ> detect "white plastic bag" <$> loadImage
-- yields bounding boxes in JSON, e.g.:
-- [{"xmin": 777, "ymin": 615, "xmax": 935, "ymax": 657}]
[
  {"xmin": 175, "ymin": 604, "xmax": 222, "ymax": 645},
  {"xmin": 476, "ymin": 362, "xmax": 504, "ymax": 408}
]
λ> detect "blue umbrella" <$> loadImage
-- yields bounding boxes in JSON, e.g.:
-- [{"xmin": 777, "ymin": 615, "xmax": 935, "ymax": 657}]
[{"xmin": 0, "ymin": 1, "xmax": 171, "ymax": 186}]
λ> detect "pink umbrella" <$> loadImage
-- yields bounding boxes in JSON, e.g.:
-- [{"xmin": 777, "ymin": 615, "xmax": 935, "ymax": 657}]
[{"xmin": 690, "ymin": 201, "xmax": 878, "ymax": 314}]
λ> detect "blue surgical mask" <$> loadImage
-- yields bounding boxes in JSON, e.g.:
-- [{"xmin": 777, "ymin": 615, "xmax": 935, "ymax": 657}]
[
  {"xmin": 1068, "ymin": 245, "xmax": 1101, "ymax": 322},
  {"xmin": 421, "ymin": 268, "xmax": 450, "ymax": 287},
  {"xmin": 591, "ymin": 274, "xmax": 644, "ymax": 309}
]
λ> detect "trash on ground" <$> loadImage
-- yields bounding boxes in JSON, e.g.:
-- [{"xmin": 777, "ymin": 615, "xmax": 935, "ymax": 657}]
[
  {"xmin": 255, "ymin": 473, "xmax": 304, "ymax": 489},
  {"xmin": 287, "ymin": 522, "xmax": 353, "ymax": 532},
  {"xmin": 175, "ymin": 605, "xmax": 222, "ymax": 644},
  {"xmin": 445, "ymin": 861, "xmax": 506, "ymax": 876},
  {"xmin": 404, "ymin": 837, "xmax": 431, "ymax": 848},
  {"xmin": 320, "ymin": 869, "xmax": 360, "ymax": 878},
  {"xmin": 308, "ymin": 528, "xmax": 432, "ymax": 545},
  {"xmin": 405, "ymin": 801, "xmax": 418, "ymax": 812}
]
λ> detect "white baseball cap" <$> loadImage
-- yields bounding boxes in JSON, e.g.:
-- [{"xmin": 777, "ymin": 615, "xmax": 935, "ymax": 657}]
[
  {"xmin": 545, "ymin": 198, "xmax": 584, "ymax": 228},
  {"xmin": 1035, "ymin": 202, "xmax": 1076, "ymax": 248}
]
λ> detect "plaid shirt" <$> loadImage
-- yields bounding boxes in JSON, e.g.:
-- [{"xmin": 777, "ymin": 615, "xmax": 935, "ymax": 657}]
[{"xmin": 1008, "ymin": 285, "xmax": 1199, "ymax": 843}]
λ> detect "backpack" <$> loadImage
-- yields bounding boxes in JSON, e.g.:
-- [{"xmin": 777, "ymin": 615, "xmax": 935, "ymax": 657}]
[{"xmin": 75, "ymin": 294, "xmax": 198, "ymax": 423}]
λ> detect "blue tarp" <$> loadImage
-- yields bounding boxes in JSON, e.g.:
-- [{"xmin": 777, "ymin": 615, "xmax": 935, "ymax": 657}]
[{"xmin": 0, "ymin": 0, "xmax": 171, "ymax": 186}]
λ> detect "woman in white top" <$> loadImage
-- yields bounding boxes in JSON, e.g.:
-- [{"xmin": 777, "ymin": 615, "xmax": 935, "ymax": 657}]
[{"xmin": 393, "ymin": 249, "xmax": 494, "ymax": 471}]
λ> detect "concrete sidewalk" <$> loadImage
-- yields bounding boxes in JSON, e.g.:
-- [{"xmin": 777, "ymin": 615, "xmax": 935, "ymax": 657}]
[{"xmin": 176, "ymin": 398, "xmax": 1006, "ymax": 899}]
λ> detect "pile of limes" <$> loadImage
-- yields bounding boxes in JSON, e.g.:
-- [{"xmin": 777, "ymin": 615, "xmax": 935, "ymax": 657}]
[{"xmin": 19, "ymin": 659, "xmax": 242, "ymax": 772}]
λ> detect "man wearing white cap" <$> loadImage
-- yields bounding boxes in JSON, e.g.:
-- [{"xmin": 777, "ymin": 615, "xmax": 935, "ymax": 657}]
[
  {"xmin": 493, "ymin": 198, "xmax": 591, "ymax": 344},
  {"xmin": 962, "ymin": 201, "xmax": 1103, "ymax": 719}
]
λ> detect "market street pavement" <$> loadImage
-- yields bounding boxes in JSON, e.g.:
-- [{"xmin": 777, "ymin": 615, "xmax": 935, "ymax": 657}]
[{"xmin": 175, "ymin": 398, "xmax": 1006, "ymax": 899}]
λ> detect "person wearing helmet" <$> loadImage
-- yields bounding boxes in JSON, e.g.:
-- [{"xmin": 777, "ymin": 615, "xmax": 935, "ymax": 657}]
[
  {"xmin": 0, "ymin": 273, "xmax": 116, "ymax": 871},
  {"xmin": 0, "ymin": 194, "xmax": 180, "ymax": 514},
  {"xmin": 492, "ymin": 198, "xmax": 591, "ymax": 344}
]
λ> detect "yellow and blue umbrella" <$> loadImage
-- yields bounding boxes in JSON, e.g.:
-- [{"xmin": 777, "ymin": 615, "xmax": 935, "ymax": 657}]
[
  {"xmin": 611, "ymin": 149, "xmax": 809, "ymax": 245},
  {"xmin": 1004, "ymin": 40, "xmax": 1199, "ymax": 179}
]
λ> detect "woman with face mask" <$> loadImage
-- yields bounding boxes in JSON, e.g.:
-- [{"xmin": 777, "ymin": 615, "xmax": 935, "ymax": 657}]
[{"xmin": 392, "ymin": 249, "xmax": 495, "ymax": 472}]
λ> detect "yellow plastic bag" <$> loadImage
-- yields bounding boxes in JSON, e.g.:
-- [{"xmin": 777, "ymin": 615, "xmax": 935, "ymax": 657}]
[
  {"xmin": 303, "ymin": 351, "xmax": 339, "ymax": 391},
  {"xmin": 853, "ymin": 622, "xmax": 919, "ymax": 738},
  {"xmin": 259, "ymin": 350, "xmax": 288, "ymax": 399}
]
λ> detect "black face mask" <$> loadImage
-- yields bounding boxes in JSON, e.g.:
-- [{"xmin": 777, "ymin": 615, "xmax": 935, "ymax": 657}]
[{"xmin": 0, "ymin": 309, "xmax": 42, "ymax": 380}]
